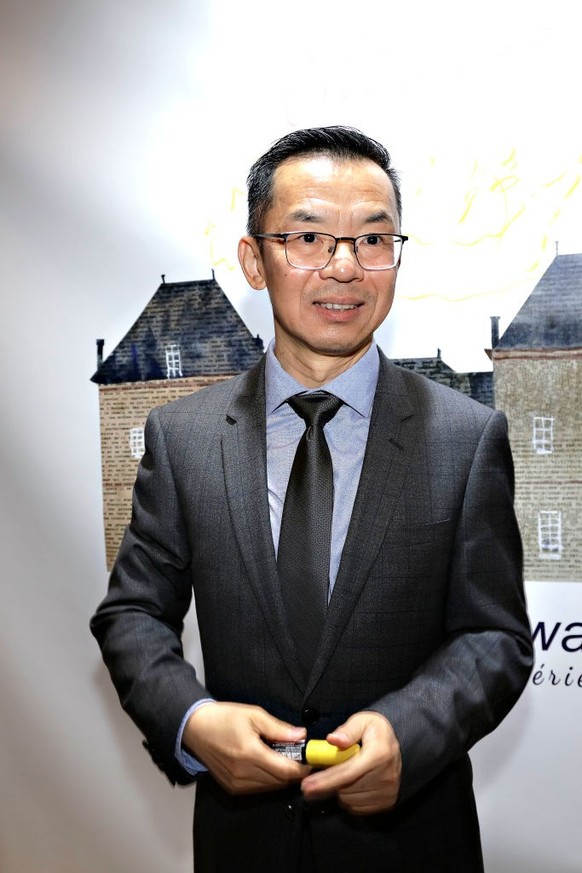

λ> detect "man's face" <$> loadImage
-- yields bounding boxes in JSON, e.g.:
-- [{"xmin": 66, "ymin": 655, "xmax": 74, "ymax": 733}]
[{"xmin": 239, "ymin": 154, "xmax": 401, "ymax": 382}]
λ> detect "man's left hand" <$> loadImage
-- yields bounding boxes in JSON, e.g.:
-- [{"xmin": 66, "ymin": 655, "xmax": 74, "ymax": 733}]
[{"xmin": 300, "ymin": 711, "xmax": 401, "ymax": 815}]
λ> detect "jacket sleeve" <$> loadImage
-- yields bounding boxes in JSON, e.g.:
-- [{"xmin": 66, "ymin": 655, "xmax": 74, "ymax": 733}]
[
  {"xmin": 368, "ymin": 410, "xmax": 533, "ymax": 803},
  {"xmin": 90, "ymin": 406, "xmax": 207, "ymax": 785}
]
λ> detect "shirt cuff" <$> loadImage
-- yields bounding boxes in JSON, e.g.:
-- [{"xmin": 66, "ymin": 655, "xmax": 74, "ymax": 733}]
[{"xmin": 175, "ymin": 699, "xmax": 215, "ymax": 775}]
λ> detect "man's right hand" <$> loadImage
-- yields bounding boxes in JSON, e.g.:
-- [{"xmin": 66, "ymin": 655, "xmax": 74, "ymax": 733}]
[{"xmin": 182, "ymin": 701, "xmax": 311, "ymax": 794}]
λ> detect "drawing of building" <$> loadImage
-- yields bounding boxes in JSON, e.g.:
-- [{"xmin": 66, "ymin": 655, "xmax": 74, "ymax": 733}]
[
  {"xmin": 492, "ymin": 253, "xmax": 582, "ymax": 581},
  {"xmin": 92, "ymin": 276, "xmax": 264, "ymax": 568},
  {"xmin": 92, "ymin": 274, "xmax": 499, "ymax": 568},
  {"xmin": 95, "ymin": 257, "xmax": 582, "ymax": 580}
]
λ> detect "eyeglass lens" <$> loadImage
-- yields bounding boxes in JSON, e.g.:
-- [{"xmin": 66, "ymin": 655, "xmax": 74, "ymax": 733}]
[{"xmin": 285, "ymin": 232, "xmax": 402, "ymax": 270}]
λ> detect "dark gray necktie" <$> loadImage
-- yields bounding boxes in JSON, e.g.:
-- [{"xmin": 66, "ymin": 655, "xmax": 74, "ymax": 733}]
[{"xmin": 277, "ymin": 392, "xmax": 343, "ymax": 679}]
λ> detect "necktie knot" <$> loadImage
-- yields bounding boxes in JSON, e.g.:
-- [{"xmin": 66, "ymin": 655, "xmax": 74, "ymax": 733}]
[{"xmin": 287, "ymin": 392, "xmax": 343, "ymax": 430}]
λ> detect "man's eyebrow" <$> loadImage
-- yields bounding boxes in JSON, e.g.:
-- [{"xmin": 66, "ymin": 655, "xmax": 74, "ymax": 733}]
[
  {"xmin": 288, "ymin": 209, "xmax": 322, "ymax": 223},
  {"xmin": 365, "ymin": 210, "xmax": 395, "ymax": 224}
]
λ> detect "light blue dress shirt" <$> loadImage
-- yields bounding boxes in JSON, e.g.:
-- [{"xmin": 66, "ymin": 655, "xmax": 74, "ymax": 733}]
[
  {"xmin": 265, "ymin": 340, "xmax": 379, "ymax": 591},
  {"xmin": 176, "ymin": 340, "xmax": 380, "ymax": 773}
]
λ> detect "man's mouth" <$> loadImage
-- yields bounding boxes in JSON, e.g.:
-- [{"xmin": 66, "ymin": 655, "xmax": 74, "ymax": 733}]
[{"xmin": 315, "ymin": 302, "xmax": 360, "ymax": 311}]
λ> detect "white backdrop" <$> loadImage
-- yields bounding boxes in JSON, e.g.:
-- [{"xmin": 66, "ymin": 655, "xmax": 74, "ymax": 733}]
[{"xmin": 1, "ymin": 1, "xmax": 580, "ymax": 870}]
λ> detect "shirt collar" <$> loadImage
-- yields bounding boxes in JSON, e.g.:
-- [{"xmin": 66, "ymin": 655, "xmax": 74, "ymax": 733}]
[{"xmin": 265, "ymin": 339, "xmax": 379, "ymax": 419}]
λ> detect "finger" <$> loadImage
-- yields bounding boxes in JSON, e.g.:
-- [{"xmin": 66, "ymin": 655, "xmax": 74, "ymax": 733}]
[
  {"xmin": 337, "ymin": 783, "xmax": 399, "ymax": 815},
  {"xmin": 249, "ymin": 709, "xmax": 308, "ymax": 744},
  {"xmin": 256, "ymin": 740, "xmax": 312, "ymax": 778},
  {"xmin": 302, "ymin": 735, "xmax": 375, "ymax": 790},
  {"xmin": 326, "ymin": 725, "xmax": 361, "ymax": 748},
  {"xmin": 259, "ymin": 723, "xmax": 308, "ymax": 745},
  {"xmin": 301, "ymin": 755, "xmax": 363, "ymax": 796},
  {"xmin": 218, "ymin": 734, "xmax": 311, "ymax": 792},
  {"xmin": 213, "ymin": 749, "xmax": 306, "ymax": 795}
]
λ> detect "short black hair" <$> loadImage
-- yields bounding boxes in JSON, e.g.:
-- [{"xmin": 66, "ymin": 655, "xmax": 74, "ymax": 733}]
[{"xmin": 246, "ymin": 125, "xmax": 402, "ymax": 236}]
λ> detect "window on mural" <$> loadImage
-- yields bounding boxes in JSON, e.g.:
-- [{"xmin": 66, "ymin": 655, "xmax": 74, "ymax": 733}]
[
  {"xmin": 532, "ymin": 416, "xmax": 554, "ymax": 454},
  {"xmin": 129, "ymin": 427, "xmax": 145, "ymax": 459},
  {"xmin": 166, "ymin": 343, "xmax": 182, "ymax": 378},
  {"xmin": 538, "ymin": 510, "xmax": 562, "ymax": 559}
]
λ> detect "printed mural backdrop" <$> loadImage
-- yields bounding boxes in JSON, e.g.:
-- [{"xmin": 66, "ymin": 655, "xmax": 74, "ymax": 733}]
[{"xmin": 1, "ymin": 2, "xmax": 580, "ymax": 871}]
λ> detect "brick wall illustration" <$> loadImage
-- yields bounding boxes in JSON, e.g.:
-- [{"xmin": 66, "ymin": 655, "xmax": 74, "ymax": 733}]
[{"xmin": 97, "ymin": 375, "xmax": 230, "ymax": 568}]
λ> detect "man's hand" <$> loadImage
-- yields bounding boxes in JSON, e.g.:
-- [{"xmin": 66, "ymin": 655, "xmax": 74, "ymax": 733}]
[
  {"xmin": 301, "ymin": 711, "xmax": 401, "ymax": 815},
  {"xmin": 182, "ymin": 702, "xmax": 311, "ymax": 795}
]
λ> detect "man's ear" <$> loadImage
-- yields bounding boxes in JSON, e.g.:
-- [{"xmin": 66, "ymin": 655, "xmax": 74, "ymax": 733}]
[{"xmin": 238, "ymin": 236, "xmax": 267, "ymax": 290}]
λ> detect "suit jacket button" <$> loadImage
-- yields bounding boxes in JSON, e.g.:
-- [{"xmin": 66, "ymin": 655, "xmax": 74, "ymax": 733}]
[
  {"xmin": 301, "ymin": 707, "xmax": 319, "ymax": 725},
  {"xmin": 284, "ymin": 803, "xmax": 295, "ymax": 821}
]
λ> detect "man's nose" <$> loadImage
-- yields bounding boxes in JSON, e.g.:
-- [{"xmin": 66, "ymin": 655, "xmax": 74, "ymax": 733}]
[{"xmin": 320, "ymin": 239, "xmax": 363, "ymax": 278}]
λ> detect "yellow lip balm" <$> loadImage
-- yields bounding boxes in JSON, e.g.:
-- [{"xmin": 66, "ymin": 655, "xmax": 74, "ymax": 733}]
[{"xmin": 270, "ymin": 739, "xmax": 360, "ymax": 766}]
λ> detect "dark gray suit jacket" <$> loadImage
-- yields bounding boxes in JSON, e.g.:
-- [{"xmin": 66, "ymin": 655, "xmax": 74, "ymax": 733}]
[{"xmin": 91, "ymin": 351, "xmax": 533, "ymax": 872}]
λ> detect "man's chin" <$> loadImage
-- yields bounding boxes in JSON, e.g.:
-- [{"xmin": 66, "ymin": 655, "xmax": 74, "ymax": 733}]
[{"xmin": 306, "ymin": 336, "xmax": 374, "ymax": 360}]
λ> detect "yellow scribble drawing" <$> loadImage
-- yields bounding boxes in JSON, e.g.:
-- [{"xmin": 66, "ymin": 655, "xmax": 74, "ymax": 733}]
[
  {"xmin": 205, "ymin": 187, "xmax": 247, "ymax": 271},
  {"xmin": 395, "ymin": 146, "xmax": 582, "ymax": 303},
  {"xmin": 501, "ymin": 148, "xmax": 517, "ymax": 169},
  {"xmin": 565, "ymin": 175, "xmax": 580, "ymax": 198},
  {"xmin": 456, "ymin": 205, "xmax": 526, "ymax": 247},
  {"xmin": 230, "ymin": 187, "xmax": 245, "ymax": 210}
]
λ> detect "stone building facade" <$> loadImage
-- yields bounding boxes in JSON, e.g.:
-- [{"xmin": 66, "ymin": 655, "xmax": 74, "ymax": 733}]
[
  {"xmin": 493, "ymin": 253, "xmax": 582, "ymax": 581},
  {"xmin": 96, "ymin": 375, "xmax": 231, "ymax": 568}
]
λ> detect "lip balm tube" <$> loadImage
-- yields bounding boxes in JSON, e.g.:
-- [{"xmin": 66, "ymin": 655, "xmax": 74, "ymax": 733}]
[{"xmin": 270, "ymin": 739, "xmax": 360, "ymax": 766}]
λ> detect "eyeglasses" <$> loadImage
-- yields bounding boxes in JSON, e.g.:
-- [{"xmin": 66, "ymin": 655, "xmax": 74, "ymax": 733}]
[{"xmin": 253, "ymin": 231, "xmax": 408, "ymax": 271}]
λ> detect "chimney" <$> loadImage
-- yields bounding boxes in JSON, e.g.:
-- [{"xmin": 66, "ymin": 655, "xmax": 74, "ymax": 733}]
[
  {"xmin": 484, "ymin": 317, "xmax": 500, "ymax": 361},
  {"xmin": 490, "ymin": 316, "xmax": 500, "ymax": 348},
  {"xmin": 96, "ymin": 338, "xmax": 105, "ymax": 368}
]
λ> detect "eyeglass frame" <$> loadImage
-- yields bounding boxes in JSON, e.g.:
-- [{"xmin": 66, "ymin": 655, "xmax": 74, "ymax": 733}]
[{"xmin": 252, "ymin": 231, "xmax": 408, "ymax": 271}]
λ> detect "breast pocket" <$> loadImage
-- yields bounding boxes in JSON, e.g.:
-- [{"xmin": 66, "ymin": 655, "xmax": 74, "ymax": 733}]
[{"xmin": 379, "ymin": 517, "xmax": 456, "ymax": 596}]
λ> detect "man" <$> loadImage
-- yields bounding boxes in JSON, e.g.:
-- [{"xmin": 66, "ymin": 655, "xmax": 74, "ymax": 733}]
[{"xmin": 91, "ymin": 126, "xmax": 533, "ymax": 872}]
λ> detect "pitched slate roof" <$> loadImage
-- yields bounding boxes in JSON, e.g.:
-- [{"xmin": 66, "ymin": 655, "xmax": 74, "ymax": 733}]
[
  {"xmin": 496, "ymin": 253, "xmax": 582, "ymax": 351},
  {"xmin": 92, "ymin": 278, "xmax": 264, "ymax": 384},
  {"xmin": 392, "ymin": 353, "xmax": 494, "ymax": 408}
]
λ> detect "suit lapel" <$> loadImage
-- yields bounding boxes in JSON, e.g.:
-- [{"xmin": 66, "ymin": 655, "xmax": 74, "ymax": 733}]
[
  {"xmin": 305, "ymin": 352, "xmax": 417, "ymax": 696},
  {"xmin": 220, "ymin": 358, "xmax": 305, "ymax": 690}
]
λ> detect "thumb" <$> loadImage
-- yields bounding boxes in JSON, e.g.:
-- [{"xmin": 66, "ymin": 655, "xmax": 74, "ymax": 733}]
[
  {"xmin": 257, "ymin": 713, "xmax": 306, "ymax": 744},
  {"xmin": 326, "ymin": 714, "xmax": 364, "ymax": 749}
]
